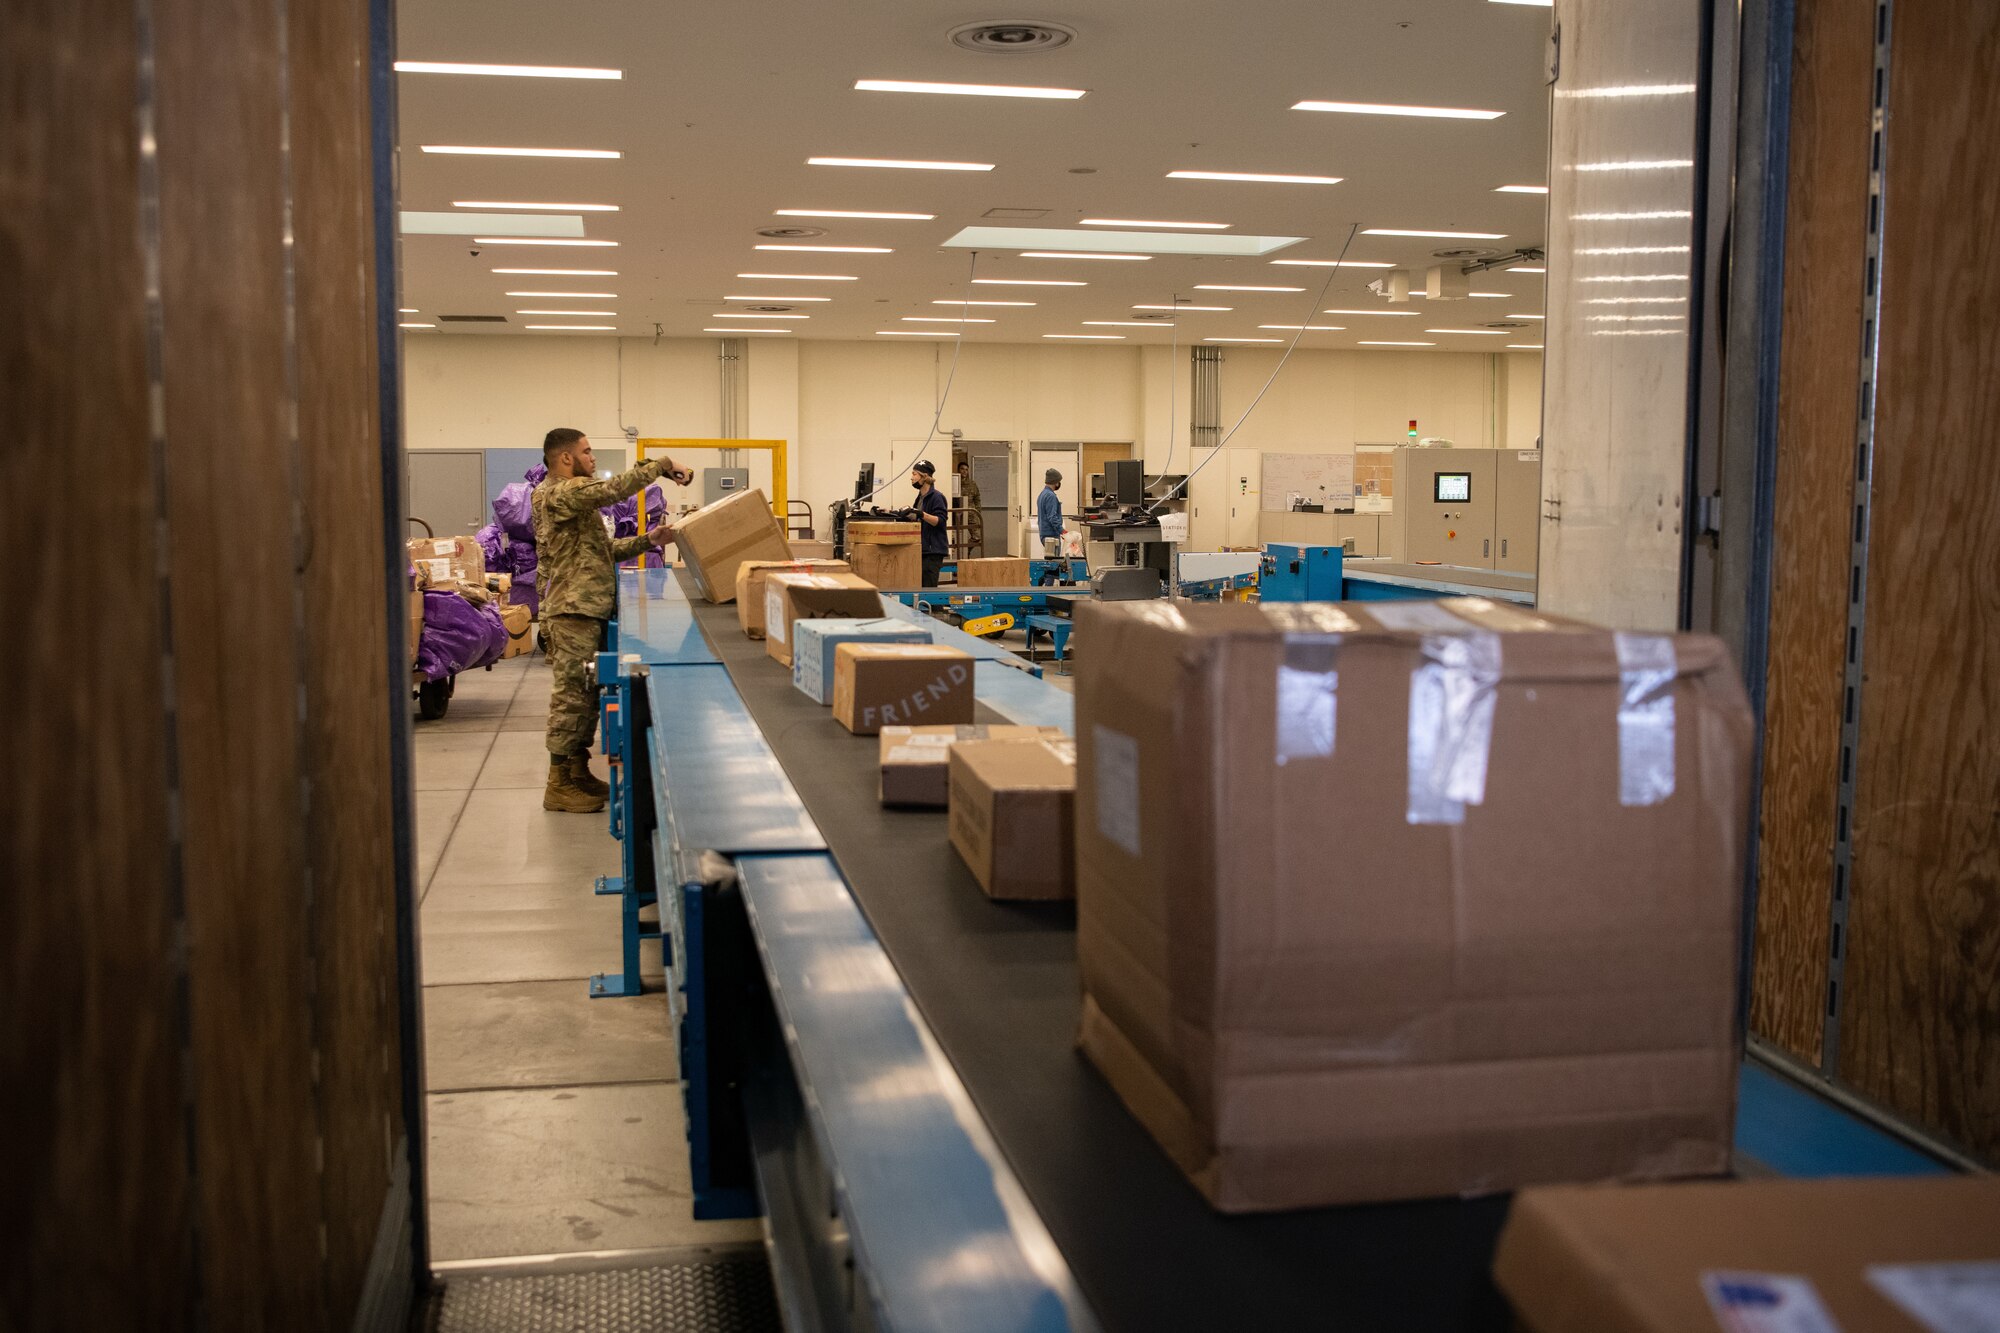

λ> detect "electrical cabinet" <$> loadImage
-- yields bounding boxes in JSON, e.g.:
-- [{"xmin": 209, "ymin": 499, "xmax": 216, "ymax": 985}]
[
  {"xmin": 1495, "ymin": 451, "xmax": 1541, "ymax": 574},
  {"xmin": 1391, "ymin": 448, "xmax": 1499, "ymax": 566}
]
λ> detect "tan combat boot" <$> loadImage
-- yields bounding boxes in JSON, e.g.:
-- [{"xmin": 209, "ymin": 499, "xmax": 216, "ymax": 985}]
[
  {"xmin": 569, "ymin": 752, "xmax": 610, "ymax": 800},
  {"xmin": 543, "ymin": 756, "xmax": 607, "ymax": 814}
]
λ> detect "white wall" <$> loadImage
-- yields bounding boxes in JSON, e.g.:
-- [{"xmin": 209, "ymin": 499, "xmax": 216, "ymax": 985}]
[{"xmin": 403, "ymin": 335, "xmax": 1542, "ymax": 528}]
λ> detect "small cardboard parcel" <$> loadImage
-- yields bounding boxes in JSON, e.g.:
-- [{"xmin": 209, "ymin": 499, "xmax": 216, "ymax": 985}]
[
  {"xmin": 735, "ymin": 558, "xmax": 851, "ymax": 638},
  {"xmin": 762, "ymin": 572, "xmax": 883, "ymax": 668},
  {"xmin": 880, "ymin": 724, "xmax": 1068, "ymax": 807},
  {"xmin": 670, "ymin": 487, "xmax": 793, "ymax": 604}
]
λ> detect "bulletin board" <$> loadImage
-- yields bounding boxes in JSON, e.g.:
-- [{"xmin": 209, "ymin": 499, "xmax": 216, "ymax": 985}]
[{"xmin": 1260, "ymin": 451, "xmax": 1355, "ymax": 511}]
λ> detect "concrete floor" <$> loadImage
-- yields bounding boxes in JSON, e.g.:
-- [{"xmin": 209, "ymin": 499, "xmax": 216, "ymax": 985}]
[{"xmin": 414, "ymin": 652, "xmax": 762, "ymax": 1263}]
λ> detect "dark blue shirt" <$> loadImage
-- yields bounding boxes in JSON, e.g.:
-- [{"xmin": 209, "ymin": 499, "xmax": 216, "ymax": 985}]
[
  {"xmin": 1037, "ymin": 486, "xmax": 1064, "ymax": 540},
  {"xmin": 916, "ymin": 485, "xmax": 950, "ymax": 555}
]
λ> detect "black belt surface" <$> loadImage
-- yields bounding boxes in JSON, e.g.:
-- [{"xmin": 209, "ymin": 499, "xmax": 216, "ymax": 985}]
[{"xmin": 679, "ymin": 570, "xmax": 1512, "ymax": 1332}]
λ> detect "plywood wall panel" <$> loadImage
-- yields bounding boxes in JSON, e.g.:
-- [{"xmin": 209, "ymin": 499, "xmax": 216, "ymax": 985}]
[
  {"xmin": 154, "ymin": 0, "xmax": 324, "ymax": 1322},
  {"xmin": 1748, "ymin": 0, "xmax": 1876, "ymax": 1064},
  {"xmin": 291, "ymin": 0, "xmax": 407, "ymax": 1313},
  {"xmin": 1837, "ymin": 0, "xmax": 2000, "ymax": 1162},
  {"xmin": 1, "ymin": 3, "xmax": 192, "ymax": 1326}
]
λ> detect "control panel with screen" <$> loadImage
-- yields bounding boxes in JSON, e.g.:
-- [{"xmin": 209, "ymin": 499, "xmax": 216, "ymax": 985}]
[{"xmin": 1434, "ymin": 472, "xmax": 1472, "ymax": 503}]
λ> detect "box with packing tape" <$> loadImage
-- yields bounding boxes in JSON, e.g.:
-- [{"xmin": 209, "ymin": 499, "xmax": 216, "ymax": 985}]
[
  {"xmin": 791, "ymin": 618, "xmax": 930, "ymax": 704},
  {"xmin": 1494, "ymin": 1176, "xmax": 2000, "ymax": 1333},
  {"xmin": 880, "ymin": 724, "xmax": 1068, "ymax": 807},
  {"xmin": 407, "ymin": 535, "xmax": 486, "ymax": 592},
  {"xmin": 1073, "ymin": 596, "xmax": 1755, "ymax": 1212},
  {"xmin": 735, "ymin": 558, "xmax": 851, "ymax": 638},
  {"xmin": 947, "ymin": 737, "xmax": 1077, "ymax": 900},
  {"xmin": 831, "ymin": 642, "xmax": 973, "ymax": 735},
  {"xmin": 953, "ymin": 557, "xmax": 1031, "ymax": 588},
  {"xmin": 845, "ymin": 520, "xmax": 922, "ymax": 589},
  {"xmin": 499, "ymin": 602, "xmax": 534, "ymax": 659},
  {"xmin": 670, "ymin": 487, "xmax": 793, "ymax": 603},
  {"xmin": 763, "ymin": 573, "xmax": 883, "ymax": 668}
]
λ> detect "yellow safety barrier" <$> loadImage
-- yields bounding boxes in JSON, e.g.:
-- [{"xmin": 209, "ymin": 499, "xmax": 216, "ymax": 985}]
[{"xmin": 633, "ymin": 438, "xmax": 789, "ymax": 519}]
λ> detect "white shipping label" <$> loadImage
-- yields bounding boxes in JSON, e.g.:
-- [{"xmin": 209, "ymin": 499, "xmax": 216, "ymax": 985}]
[
  {"xmin": 766, "ymin": 587, "xmax": 787, "ymax": 644},
  {"xmin": 1700, "ymin": 1272, "xmax": 1845, "ymax": 1333},
  {"xmin": 1093, "ymin": 725, "xmax": 1142, "ymax": 858},
  {"xmin": 884, "ymin": 745, "xmax": 938, "ymax": 764},
  {"xmin": 421, "ymin": 558, "xmax": 452, "ymax": 583},
  {"xmin": 904, "ymin": 734, "xmax": 955, "ymax": 747},
  {"xmin": 1868, "ymin": 1263, "xmax": 2000, "ymax": 1333},
  {"xmin": 1367, "ymin": 601, "xmax": 1472, "ymax": 634},
  {"xmin": 1276, "ymin": 665, "xmax": 1337, "ymax": 763}
]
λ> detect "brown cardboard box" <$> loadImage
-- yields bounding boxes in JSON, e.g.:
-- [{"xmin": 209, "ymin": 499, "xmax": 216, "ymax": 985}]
[
  {"xmin": 953, "ymin": 557, "xmax": 1031, "ymax": 588},
  {"xmin": 879, "ymin": 724, "xmax": 1067, "ymax": 807},
  {"xmin": 846, "ymin": 520, "xmax": 922, "ymax": 589},
  {"xmin": 499, "ymin": 603, "xmax": 534, "ymax": 659},
  {"xmin": 831, "ymin": 642, "xmax": 974, "ymax": 734},
  {"xmin": 407, "ymin": 535, "xmax": 486, "ymax": 590},
  {"xmin": 789, "ymin": 539, "xmax": 836, "ymax": 560},
  {"xmin": 763, "ymin": 572, "xmax": 883, "ymax": 667},
  {"xmin": 735, "ymin": 558, "xmax": 852, "ymax": 638},
  {"xmin": 408, "ymin": 587, "xmax": 424, "ymax": 668},
  {"xmin": 1495, "ymin": 1177, "xmax": 2000, "ymax": 1333},
  {"xmin": 670, "ymin": 487, "xmax": 792, "ymax": 603},
  {"xmin": 947, "ymin": 738, "xmax": 1077, "ymax": 900},
  {"xmin": 1073, "ymin": 597, "xmax": 1755, "ymax": 1212}
]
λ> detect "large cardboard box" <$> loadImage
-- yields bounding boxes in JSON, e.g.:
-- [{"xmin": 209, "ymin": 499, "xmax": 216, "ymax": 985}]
[
  {"xmin": 763, "ymin": 572, "xmax": 883, "ymax": 668},
  {"xmin": 948, "ymin": 738, "xmax": 1078, "ymax": 900},
  {"xmin": 499, "ymin": 603, "xmax": 535, "ymax": 659},
  {"xmin": 1073, "ymin": 597, "xmax": 1755, "ymax": 1212},
  {"xmin": 407, "ymin": 535, "xmax": 486, "ymax": 591},
  {"xmin": 880, "ymin": 724, "xmax": 1068, "ymax": 806},
  {"xmin": 792, "ymin": 618, "xmax": 931, "ymax": 704},
  {"xmin": 954, "ymin": 556, "xmax": 1031, "ymax": 588},
  {"xmin": 831, "ymin": 642, "xmax": 973, "ymax": 734},
  {"xmin": 734, "ymin": 558, "xmax": 851, "ymax": 638},
  {"xmin": 846, "ymin": 520, "xmax": 922, "ymax": 589},
  {"xmin": 789, "ymin": 539, "xmax": 836, "ymax": 560},
  {"xmin": 1495, "ymin": 1177, "xmax": 2000, "ymax": 1333},
  {"xmin": 408, "ymin": 587, "xmax": 425, "ymax": 668},
  {"xmin": 671, "ymin": 487, "xmax": 792, "ymax": 603}
]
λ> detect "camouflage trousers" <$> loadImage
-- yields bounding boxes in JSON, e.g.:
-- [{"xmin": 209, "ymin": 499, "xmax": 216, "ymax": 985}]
[{"xmin": 542, "ymin": 614, "xmax": 607, "ymax": 756}]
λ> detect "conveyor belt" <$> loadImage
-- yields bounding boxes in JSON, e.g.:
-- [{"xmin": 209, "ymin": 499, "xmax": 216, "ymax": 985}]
[{"xmin": 676, "ymin": 570, "xmax": 1512, "ymax": 1332}]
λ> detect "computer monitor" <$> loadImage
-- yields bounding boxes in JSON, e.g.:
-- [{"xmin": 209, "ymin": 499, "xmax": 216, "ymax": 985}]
[
  {"xmin": 854, "ymin": 463, "xmax": 875, "ymax": 500},
  {"xmin": 1434, "ymin": 471, "xmax": 1471, "ymax": 503},
  {"xmin": 1107, "ymin": 458, "xmax": 1145, "ymax": 506}
]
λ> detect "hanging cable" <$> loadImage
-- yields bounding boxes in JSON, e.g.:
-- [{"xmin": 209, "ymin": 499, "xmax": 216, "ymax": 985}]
[
  {"xmin": 1145, "ymin": 297, "xmax": 1183, "ymax": 489},
  {"xmin": 854, "ymin": 249, "xmax": 979, "ymax": 508},
  {"xmin": 1146, "ymin": 221, "xmax": 1361, "ymax": 514}
]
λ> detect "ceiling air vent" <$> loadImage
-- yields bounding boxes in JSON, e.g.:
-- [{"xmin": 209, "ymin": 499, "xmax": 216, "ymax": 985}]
[
  {"xmin": 757, "ymin": 226, "xmax": 827, "ymax": 239},
  {"xmin": 1484, "ymin": 320, "xmax": 1534, "ymax": 331},
  {"xmin": 949, "ymin": 20, "xmax": 1077, "ymax": 53},
  {"xmin": 982, "ymin": 207, "xmax": 1050, "ymax": 220},
  {"xmin": 439, "ymin": 314, "xmax": 508, "ymax": 323},
  {"xmin": 1430, "ymin": 247, "xmax": 1500, "ymax": 262},
  {"xmin": 743, "ymin": 305, "xmax": 798, "ymax": 313}
]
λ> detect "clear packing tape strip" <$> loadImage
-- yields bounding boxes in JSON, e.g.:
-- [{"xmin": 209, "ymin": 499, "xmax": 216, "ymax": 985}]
[{"xmin": 1273, "ymin": 625, "xmax": 1680, "ymax": 825}]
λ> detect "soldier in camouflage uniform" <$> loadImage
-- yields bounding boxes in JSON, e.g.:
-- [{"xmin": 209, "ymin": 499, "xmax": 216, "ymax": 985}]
[{"xmin": 532, "ymin": 427, "xmax": 692, "ymax": 812}]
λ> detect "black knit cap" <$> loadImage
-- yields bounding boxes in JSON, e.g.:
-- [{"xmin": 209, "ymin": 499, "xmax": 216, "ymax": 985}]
[{"xmin": 912, "ymin": 459, "xmax": 936, "ymax": 476}]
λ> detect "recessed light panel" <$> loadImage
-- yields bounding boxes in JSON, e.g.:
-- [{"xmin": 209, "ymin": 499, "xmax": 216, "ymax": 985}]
[
  {"xmin": 507, "ymin": 290, "xmax": 616, "ymax": 298},
  {"xmin": 1080, "ymin": 218, "xmax": 1229, "ymax": 230},
  {"xmin": 1323, "ymin": 309, "xmax": 1419, "ymax": 316},
  {"xmin": 904, "ymin": 316, "xmax": 996, "ymax": 323},
  {"xmin": 1195, "ymin": 284, "xmax": 1303, "ymax": 292},
  {"xmin": 1359, "ymin": 340, "xmax": 1436, "ymax": 346},
  {"xmin": 1134, "ymin": 304, "xmax": 1230, "ymax": 311},
  {"xmin": 877, "ymin": 330, "xmax": 960, "ymax": 336},
  {"xmin": 808, "ymin": 157, "xmax": 994, "ymax": 171},
  {"xmin": 455, "ymin": 200, "xmax": 619, "ymax": 211},
  {"xmin": 396, "ymin": 61, "xmax": 621, "ymax": 79},
  {"xmin": 1426, "ymin": 328, "xmax": 1511, "ymax": 335},
  {"xmin": 776, "ymin": 209, "xmax": 935, "ymax": 220},
  {"xmin": 516, "ymin": 309, "xmax": 616, "ymax": 316},
  {"xmin": 471, "ymin": 237, "xmax": 616, "ymax": 246},
  {"xmin": 755, "ymin": 244, "xmax": 892, "ymax": 253},
  {"xmin": 422, "ymin": 145, "xmax": 620, "ymax": 158},
  {"xmin": 724, "ymin": 294, "xmax": 832, "ymax": 301},
  {"xmin": 1205, "ymin": 337, "xmax": 1284, "ymax": 343},
  {"xmin": 711, "ymin": 313, "xmax": 810, "ymax": 320},
  {"xmin": 1167, "ymin": 170, "xmax": 1343, "ymax": 185},
  {"xmin": 493, "ymin": 268, "xmax": 617, "ymax": 275},
  {"xmin": 933, "ymin": 299, "xmax": 1036, "ymax": 307},
  {"xmin": 1022, "ymin": 251, "xmax": 1150, "ymax": 261},
  {"xmin": 944, "ymin": 226, "xmax": 1303, "ymax": 257},
  {"xmin": 1259, "ymin": 324, "xmax": 1347, "ymax": 331},
  {"xmin": 1272, "ymin": 259, "xmax": 1393, "ymax": 268},
  {"xmin": 702, "ymin": 327, "xmax": 792, "ymax": 333},
  {"xmin": 972, "ymin": 278, "xmax": 1086, "ymax": 287},
  {"xmin": 1293, "ymin": 100, "xmax": 1504, "ymax": 120},
  {"xmin": 737, "ymin": 273, "xmax": 858, "ymax": 281},
  {"xmin": 1363, "ymin": 228, "xmax": 1507, "ymax": 239},
  {"xmin": 526, "ymin": 324, "xmax": 617, "ymax": 330},
  {"xmin": 1045, "ymin": 334, "xmax": 1125, "ymax": 339},
  {"xmin": 854, "ymin": 79, "xmax": 1085, "ymax": 99},
  {"xmin": 1494, "ymin": 185, "xmax": 1548, "ymax": 194}
]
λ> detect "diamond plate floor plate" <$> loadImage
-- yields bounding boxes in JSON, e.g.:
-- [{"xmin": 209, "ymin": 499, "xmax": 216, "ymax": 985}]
[{"xmin": 438, "ymin": 1257, "xmax": 782, "ymax": 1333}]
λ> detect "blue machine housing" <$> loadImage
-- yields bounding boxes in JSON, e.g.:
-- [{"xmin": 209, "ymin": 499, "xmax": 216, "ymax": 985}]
[{"xmin": 1259, "ymin": 543, "xmax": 1344, "ymax": 602}]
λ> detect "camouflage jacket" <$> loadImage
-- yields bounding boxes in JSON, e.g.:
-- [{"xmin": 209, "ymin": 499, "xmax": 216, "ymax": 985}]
[{"xmin": 531, "ymin": 458, "xmax": 665, "ymax": 620}]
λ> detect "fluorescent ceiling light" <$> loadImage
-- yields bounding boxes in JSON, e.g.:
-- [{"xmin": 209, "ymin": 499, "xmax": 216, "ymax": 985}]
[
  {"xmin": 398, "ymin": 322, "xmax": 434, "ymax": 328},
  {"xmin": 1495, "ymin": 185, "xmax": 1548, "ymax": 194},
  {"xmin": 1508, "ymin": 343, "xmax": 1545, "ymax": 349},
  {"xmin": 903, "ymin": 316, "xmax": 995, "ymax": 323},
  {"xmin": 1562, "ymin": 84, "xmax": 1698, "ymax": 99},
  {"xmin": 1359, "ymin": 340, "xmax": 1435, "ymax": 346},
  {"xmin": 1586, "ymin": 296, "xmax": 1687, "ymax": 305},
  {"xmin": 1134, "ymin": 304, "xmax": 1230, "ymax": 311},
  {"xmin": 1511, "ymin": 313, "xmax": 1546, "ymax": 319},
  {"xmin": 1080, "ymin": 218, "xmax": 1229, "ymax": 230},
  {"xmin": 395, "ymin": 61, "xmax": 621, "ymax": 79},
  {"xmin": 1580, "ymin": 245, "xmax": 1690, "ymax": 255},
  {"xmin": 1572, "ymin": 210, "xmax": 1692, "ymax": 220},
  {"xmin": 1364, "ymin": 227, "xmax": 1507, "ymax": 239},
  {"xmin": 1167, "ymin": 170, "xmax": 1343, "ymax": 185},
  {"xmin": 945, "ymin": 225, "xmax": 1301, "ymax": 257},
  {"xmin": 854, "ymin": 79, "xmax": 1085, "ymax": 100},
  {"xmin": 1323, "ymin": 308, "xmax": 1418, "ymax": 316},
  {"xmin": 703, "ymin": 327, "xmax": 791, "ymax": 333},
  {"xmin": 1083, "ymin": 321, "xmax": 1164, "ymax": 327},
  {"xmin": 1259, "ymin": 325, "xmax": 1347, "ymax": 331},
  {"xmin": 1022, "ymin": 251, "xmax": 1150, "ymax": 261},
  {"xmin": 493, "ymin": 267, "xmax": 617, "ymax": 275},
  {"xmin": 516, "ymin": 309, "xmax": 616, "ymax": 315},
  {"xmin": 1580, "ymin": 274, "xmax": 1686, "ymax": 283},
  {"xmin": 712, "ymin": 313, "xmax": 809, "ymax": 320},
  {"xmin": 1490, "ymin": 0, "xmax": 1551, "ymax": 7},
  {"xmin": 1576, "ymin": 159, "xmax": 1695, "ymax": 172},
  {"xmin": 973, "ymin": 278, "xmax": 1086, "ymax": 287},
  {"xmin": 1589, "ymin": 314, "xmax": 1687, "ymax": 322},
  {"xmin": 1595, "ymin": 328, "xmax": 1683, "ymax": 336},
  {"xmin": 1045, "ymin": 334, "xmax": 1125, "ymax": 339},
  {"xmin": 1469, "ymin": 292, "xmax": 1510, "ymax": 298},
  {"xmin": 877, "ymin": 330, "xmax": 959, "ymax": 336},
  {"xmin": 1205, "ymin": 337, "xmax": 1284, "ymax": 343},
  {"xmin": 933, "ymin": 299, "xmax": 1035, "ymax": 306},
  {"xmin": 755, "ymin": 244, "xmax": 892, "ymax": 253},
  {"xmin": 1427, "ymin": 328, "xmax": 1511, "ymax": 335},
  {"xmin": 724, "ymin": 294, "xmax": 831, "ymax": 302},
  {"xmin": 422, "ymin": 145, "xmax": 620, "ymax": 159},
  {"xmin": 1293, "ymin": 100, "xmax": 1504, "ymax": 120},
  {"xmin": 776, "ymin": 209, "xmax": 935, "ymax": 220},
  {"xmin": 508, "ymin": 290, "xmax": 615, "ymax": 298},
  {"xmin": 737, "ymin": 272, "xmax": 857, "ymax": 281},
  {"xmin": 455, "ymin": 200, "xmax": 619, "ymax": 211},
  {"xmin": 1513, "ymin": 266, "xmax": 1547, "ymax": 273},
  {"xmin": 1272, "ymin": 258, "xmax": 1393, "ymax": 268},
  {"xmin": 401, "ymin": 211, "xmax": 585, "ymax": 237},
  {"xmin": 1195, "ymin": 284, "xmax": 1304, "ymax": 292},
  {"xmin": 472, "ymin": 237, "xmax": 616, "ymax": 246},
  {"xmin": 526, "ymin": 324, "xmax": 616, "ymax": 330},
  {"xmin": 398, "ymin": 307, "xmax": 417, "ymax": 313},
  {"xmin": 808, "ymin": 156, "xmax": 993, "ymax": 171}
]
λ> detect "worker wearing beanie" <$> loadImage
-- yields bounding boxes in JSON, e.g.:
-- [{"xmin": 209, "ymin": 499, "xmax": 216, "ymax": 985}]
[
  {"xmin": 1037, "ymin": 468, "xmax": 1065, "ymax": 561},
  {"xmin": 910, "ymin": 459, "xmax": 951, "ymax": 587}
]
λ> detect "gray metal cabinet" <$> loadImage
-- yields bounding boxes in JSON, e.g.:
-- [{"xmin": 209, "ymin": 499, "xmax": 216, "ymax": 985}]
[{"xmin": 1495, "ymin": 451, "xmax": 1542, "ymax": 574}]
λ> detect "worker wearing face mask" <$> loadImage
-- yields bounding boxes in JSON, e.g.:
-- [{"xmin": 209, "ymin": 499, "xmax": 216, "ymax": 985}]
[{"xmin": 909, "ymin": 459, "xmax": 950, "ymax": 587}]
